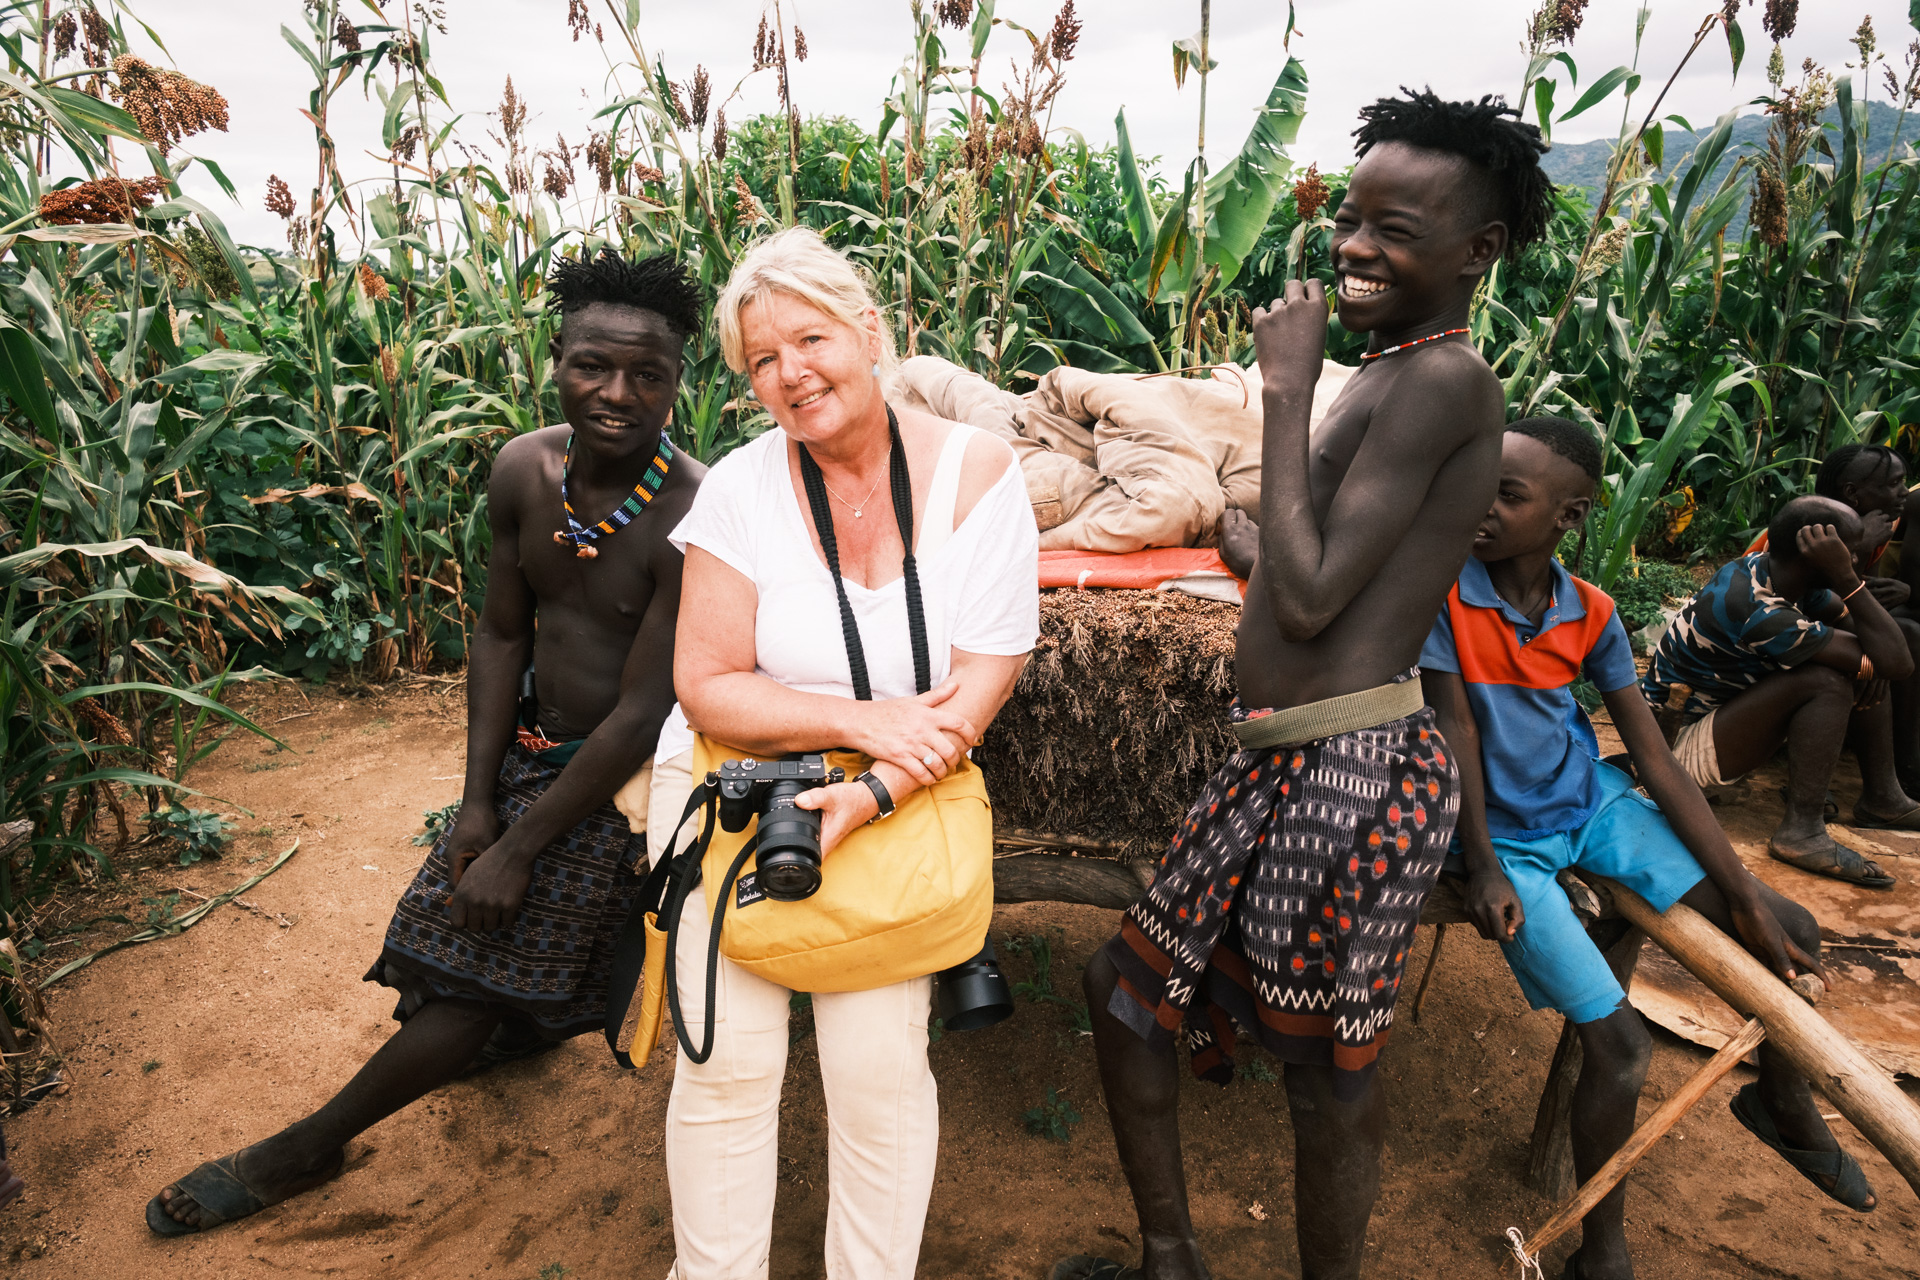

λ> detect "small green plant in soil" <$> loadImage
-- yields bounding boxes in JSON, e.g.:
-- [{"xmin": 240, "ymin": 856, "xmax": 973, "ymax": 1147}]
[
  {"xmin": 1242, "ymin": 1057, "xmax": 1279, "ymax": 1084},
  {"xmin": 142, "ymin": 1060, "xmax": 161, "ymax": 1074},
  {"xmin": 537, "ymin": 1265, "xmax": 573, "ymax": 1280},
  {"xmin": 415, "ymin": 802, "xmax": 462, "ymax": 847},
  {"xmin": 148, "ymin": 807, "xmax": 235, "ymax": 866},
  {"xmin": 1024, "ymin": 1086, "xmax": 1083, "ymax": 1142},
  {"xmin": 1003, "ymin": 930, "xmax": 1092, "ymax": 1032}
]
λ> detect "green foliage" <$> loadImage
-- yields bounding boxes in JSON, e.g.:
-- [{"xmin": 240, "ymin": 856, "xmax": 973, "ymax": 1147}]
[
  {"xmin": 147, "ymin": 805, "xmax": 234, "ymax": 865},
  {"xmin": 414, "ymin": 801, "xmax": 461, "ymax": 848},
  {"xmin": 1023, "ymin": 1085, "xmax": 1083, "ymax": 1142},
  {"xmin": 1, "ymin": 0, "xmax": 1916, "ymax": 944},
  {"xmin": 1002, "ymin": 930, "xmax": 1091, "ymax": 1032}
]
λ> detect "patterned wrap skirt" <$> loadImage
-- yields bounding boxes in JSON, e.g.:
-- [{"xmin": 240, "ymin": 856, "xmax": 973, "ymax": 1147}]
[
  {"xmin": 1103, "ymin": 698, "xmax": 1458, "ymax": 1101},
  {"xmin": 367, "ymin": 744, "xmax": 645, "ymax": 1040}
]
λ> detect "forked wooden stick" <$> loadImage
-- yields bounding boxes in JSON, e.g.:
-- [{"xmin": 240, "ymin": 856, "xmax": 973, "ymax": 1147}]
[
  {"xmin": 1508, "ymin": 1017, "xmax": 1768, "ymax": 1273},
  {"xmin": 1584, "ymin": 873, "xmax": 1920, "ymax": 1201}
]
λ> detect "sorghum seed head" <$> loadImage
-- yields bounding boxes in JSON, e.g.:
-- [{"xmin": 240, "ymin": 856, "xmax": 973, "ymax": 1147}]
[
  {"xmin": 1763, "ymin": 0, "xmax": 1797, "ymax": 41},
  {"xmin": 937, "ymin": 0, "xmax": 974, "ymax": 30},
  {"xmin": 1049, "ymin": 0, "xmax": 1081, "ymax": 63},
  {"xmin": 80, "ymin": 5, "xmax": 113, "ymax": 64},
  {"xmin": 358, "ymin": 261, "xmax": 391, "ymax": 302},
  {"xmin": 38, "ymin": 175, "xmax": 170, "ymax": 225},
  {"xmin": 566, "ymin": 0, "xmax": 591, "ymax": 42},
  {"xmin": 735, "ymin": 173, "xmax": 761, "ymax": 223},
  {"xmin": 666, "ymin": 78, "xmax": 689, "ymax": 129},
  {"xmin": 689, "ymin": 66, "xmax": 711, "ymax": 130},
  {"xmin": 111, "ymin": 56, "xmax": 229, "ymax": 156},
  {"xmin": 1751, "ymin": 170, "xmax": 1788, "ymax": 247},
  {"xmin": 265, "ymin": 174, "xmax": 296, "ymax": 218},
  {"xmin": 51, "ymin": 12, "xmax": 77, "ymax": 61},
  {"xmin": 1291, "ymin": 163, "xmax": 1330, "ymax": 221},
  {"xmin": 713, "ymin": 107, "xmax": 729, "ymax": 163},
  {"xmin": 334, "ymin": 16, "xmax": 361, "ymax": 53}
]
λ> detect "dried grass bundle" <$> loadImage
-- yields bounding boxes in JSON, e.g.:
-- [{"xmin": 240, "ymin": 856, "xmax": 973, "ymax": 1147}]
[{"xmin": 974, "ymin": 590, "xmax": 1240, "ymax": 860}]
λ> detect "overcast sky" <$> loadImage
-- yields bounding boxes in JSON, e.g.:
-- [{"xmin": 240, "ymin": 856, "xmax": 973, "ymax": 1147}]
[{"xmin": 116, "ymin": 0, "xmax": 1912, "ymax": 249}]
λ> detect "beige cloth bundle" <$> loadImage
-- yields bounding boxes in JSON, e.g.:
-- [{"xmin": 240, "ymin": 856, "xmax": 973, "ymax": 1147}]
[{"xmin": 894, "ymin": 355, "xmax": 1355, "ymax": 553}]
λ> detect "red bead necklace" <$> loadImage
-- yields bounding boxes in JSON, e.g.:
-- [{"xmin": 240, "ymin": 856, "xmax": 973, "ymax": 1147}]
[{"xmin": 1360, "ymin": 327, "xmax": 1471, "ymax": 361}]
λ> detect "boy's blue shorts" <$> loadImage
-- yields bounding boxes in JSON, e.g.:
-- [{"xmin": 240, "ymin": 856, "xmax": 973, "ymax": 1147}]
[{"xmin": 1493, "ymin": 762, "xmax": 1705, "ymax": 1025}]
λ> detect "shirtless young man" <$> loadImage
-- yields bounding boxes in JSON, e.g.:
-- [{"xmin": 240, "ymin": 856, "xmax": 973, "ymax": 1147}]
[
  {"xmin": 148, "ymin": 250, "xmax": 706, "ymax": 1235},
  {"xmin": 1056, "ymin": 91, "xmax": 1556, "ymax": 1280}
]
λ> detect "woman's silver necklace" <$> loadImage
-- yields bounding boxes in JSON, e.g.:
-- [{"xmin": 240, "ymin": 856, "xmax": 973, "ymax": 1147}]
[{"xmin": 820, "ymin": 470, "xmax": 885, "ymax": 518}]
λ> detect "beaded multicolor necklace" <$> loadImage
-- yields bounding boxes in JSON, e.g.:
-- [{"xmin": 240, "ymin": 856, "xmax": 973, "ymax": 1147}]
[
  {"xmin": 1360, "ymin": 327, "xmax": 1470, "ymax": 361},
  {"xmin": 553, "ymin": 430, "xmax": 673, "ymax": 560}
]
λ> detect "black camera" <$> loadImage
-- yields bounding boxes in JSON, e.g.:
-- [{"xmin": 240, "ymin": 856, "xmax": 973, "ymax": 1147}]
[
  {"xmin": 715, "ymin": 755, "xmax": 844, "ymax": 901},
  {"xmin": 936, "ymin": 938, "xmax": 1014, "ymax": 1031}
]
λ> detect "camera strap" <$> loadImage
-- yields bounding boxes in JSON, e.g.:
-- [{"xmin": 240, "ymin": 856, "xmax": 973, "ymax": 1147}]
[{"xmin": 797, "ymin": 405, "xmax": 933, "ymax": 699}]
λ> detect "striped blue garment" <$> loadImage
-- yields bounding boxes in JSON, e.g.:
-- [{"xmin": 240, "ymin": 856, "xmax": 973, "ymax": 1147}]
[{"xmin": 1640, "ymin": 553, "xmax": 1836, "ymax": 724}]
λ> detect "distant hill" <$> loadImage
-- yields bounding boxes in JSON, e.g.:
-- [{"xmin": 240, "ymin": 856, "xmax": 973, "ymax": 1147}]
[{"xmin": 1541, "ymin": 99, "xmax": 1910, "ymax": 224}]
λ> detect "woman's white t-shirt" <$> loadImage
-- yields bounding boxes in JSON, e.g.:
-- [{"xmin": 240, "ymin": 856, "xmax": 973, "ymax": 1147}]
[{"xmin": 668, "ymin": 423, "xmax": 1040, "ymax": 706}]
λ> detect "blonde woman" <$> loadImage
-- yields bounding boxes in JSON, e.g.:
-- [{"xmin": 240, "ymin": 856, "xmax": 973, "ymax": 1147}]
[{"xmin": 656, "ymin": 226, "xmax": 1038, "ymax": 1278}]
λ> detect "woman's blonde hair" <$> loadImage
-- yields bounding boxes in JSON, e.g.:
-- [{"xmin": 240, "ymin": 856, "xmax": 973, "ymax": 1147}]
[{"xmin": 715, "ymin": 226, "xmax": 899, "ymax": 379}]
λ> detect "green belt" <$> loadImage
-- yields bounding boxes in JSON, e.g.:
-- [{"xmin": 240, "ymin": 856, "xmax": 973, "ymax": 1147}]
[{"xmin": 1231, "ymin": 675, "xmax": 1426, "ymax": 752}]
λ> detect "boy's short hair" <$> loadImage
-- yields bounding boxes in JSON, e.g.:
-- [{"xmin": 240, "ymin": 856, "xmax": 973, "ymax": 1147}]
[
  {"xmin": 1353, "ymin": 87, "xmax": 1555, "ymax": 259},
  {"xmin": 548, "ymin": 248, "xmax": 703, "ymax": 344},
  {"xmin": 1814, "ymin": 443, "xmax": 1905, "ymax": 500},
  {"xmin": 1768, "ymin": 495, "xmax": 1858, "ymax": 562},
  {"xmin": 1508, "ymin": 416, "xmax": 1600, "ymax": 486}
]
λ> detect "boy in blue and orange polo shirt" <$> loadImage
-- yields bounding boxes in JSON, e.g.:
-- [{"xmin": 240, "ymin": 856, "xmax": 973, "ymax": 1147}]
[{"xmin": 1421, "ymin": 419, "xmax": 1870, "ymax": 1279}]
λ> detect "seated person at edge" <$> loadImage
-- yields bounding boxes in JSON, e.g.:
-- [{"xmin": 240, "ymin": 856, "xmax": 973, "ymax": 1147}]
[
  {"xmin": 1643, "ymin": 494, "xmax": 1910, "ymax": 889},
  {"xmin": 147, "ymin": 250, "xmax": 707, "ymax": 1234},
  {"xmin": 1424, "ymin": 419, "xmax": 1871, "ymax": 1280},
  {"xmin": 661, "ymin": 226, "xmax": 1038, "ymax": 1278},
  {"xmin": 1750, "ymin": 444, "xmax": 1920, "ymax": 795},
  {"xmin": 1056, "ymin": 88, "xmax": 1547, "ymax": 1280}
]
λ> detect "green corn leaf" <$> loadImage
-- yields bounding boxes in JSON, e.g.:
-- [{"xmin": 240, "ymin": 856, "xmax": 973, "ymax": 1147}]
[
  {"xmin": 1114, "ymin": 108, "xmax": 1158, "ymax": 256},
  {"xmin": 0, "ymin": 323, "xmax": 57, "ymax": 440},
  {"xmin": 1199, "ymin": 56, "xmax": 1308, "ymax": 288},
  {"xmin": 1723, "ymin": 17, "xmax": 1744, "ymax": 81},
  {"xmin": 1559, "ymin": 66, "xmax": 1638, "ymax": 122},
  {"xmin": 971, "ymin": 0, "xmax": 997, "ymax": 59},
  {"xmin": 44, "ymin": 86, "xmax": 146, "ymax": 142}
]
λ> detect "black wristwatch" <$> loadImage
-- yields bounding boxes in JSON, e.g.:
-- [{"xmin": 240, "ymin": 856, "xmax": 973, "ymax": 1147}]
[{"xmin": 856, "ymin": 770, "xmax": 895, "ymax": 823}]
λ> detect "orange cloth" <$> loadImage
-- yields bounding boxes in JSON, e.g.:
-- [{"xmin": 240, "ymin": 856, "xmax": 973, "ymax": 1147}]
[{"xmin": 1037, "ymin": 547, "xmax": 1245, "ymax": 598}]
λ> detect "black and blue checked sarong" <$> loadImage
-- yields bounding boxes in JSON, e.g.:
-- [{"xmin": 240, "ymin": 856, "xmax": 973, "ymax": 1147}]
[{"xmin": 367, "ymin": 744, "xmax": 644, "ymax": 1040}]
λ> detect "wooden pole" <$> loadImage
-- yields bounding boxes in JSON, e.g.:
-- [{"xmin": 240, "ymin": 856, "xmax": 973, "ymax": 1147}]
[
  {"xmin": 1512, "ymin": 1017, "xmax": 1768, "ymax": 1270},
  {"xmin": 1585, "ymin": 873, "xmax": 1920, "ymax": 1201}
]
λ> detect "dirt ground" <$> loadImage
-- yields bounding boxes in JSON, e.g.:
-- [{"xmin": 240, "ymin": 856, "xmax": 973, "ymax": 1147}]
[{"xmin": 2, "ymin": 681, "xmax": 1917, "ymax": 1279}]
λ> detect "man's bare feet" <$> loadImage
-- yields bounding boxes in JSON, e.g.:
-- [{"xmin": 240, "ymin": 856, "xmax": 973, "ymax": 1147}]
[{"xmin": 154, "ymin": 1129, "xmax": 343, "ymax": 1231}]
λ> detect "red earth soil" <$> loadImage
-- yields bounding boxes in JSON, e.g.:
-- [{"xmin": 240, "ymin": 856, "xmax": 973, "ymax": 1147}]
[{"xmin": 2, "ymin": 681, "xmax": 1916, "ymax": 1278}]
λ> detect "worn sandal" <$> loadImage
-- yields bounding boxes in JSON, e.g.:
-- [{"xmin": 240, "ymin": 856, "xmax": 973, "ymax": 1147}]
[
  {"xmin": 1767, "ymin": 838, "xmax": 1896, "ymax": 890},
  {"xmin": 145, "ymin": 1147, "xmax": 344, "ymax": 1236},
  {"xmin": 1730, "ymin": 1083, "xmax": 1876, "ymax": 1212},
  {"xmin": 1849, "ymin": 801, "xmax": 1920, "ymax": 832},
  {"xmin": 1051, "ymin": 1257, "xmax": 1143, "ymax": 1280}
]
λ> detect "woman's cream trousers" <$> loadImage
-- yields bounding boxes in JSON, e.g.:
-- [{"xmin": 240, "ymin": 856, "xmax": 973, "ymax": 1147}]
[{"xmin": 645, "ymin": 750, "xmax": 940, "ymax": 1280}]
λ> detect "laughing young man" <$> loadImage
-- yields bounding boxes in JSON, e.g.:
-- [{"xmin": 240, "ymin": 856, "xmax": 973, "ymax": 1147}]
[{"xmin": 1058, "ymin": 90, "xmax": 1556, "ymax": 1280}]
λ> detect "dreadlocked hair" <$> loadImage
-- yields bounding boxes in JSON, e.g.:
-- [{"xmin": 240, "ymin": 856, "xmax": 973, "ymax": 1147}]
[
  {"xmin": 547, "ymin": 248, "xmax": 703, "ymax": 343},
  {"xmin": 1815, "ymin": 443, "xmax": 1905, "ymax": 501},
  {"xmin": 1508, "ymin": 416, "xmax": 1600, "ymax": 486},
  {"xmin": 1353, "ymin": 87, "xmax": 1555, "ymax": 259}
]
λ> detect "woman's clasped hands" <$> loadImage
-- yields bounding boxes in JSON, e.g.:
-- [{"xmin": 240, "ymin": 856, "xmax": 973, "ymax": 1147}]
[{"xmin": 793, "ymin": 678, "xmax": 979, "ymax": 856}]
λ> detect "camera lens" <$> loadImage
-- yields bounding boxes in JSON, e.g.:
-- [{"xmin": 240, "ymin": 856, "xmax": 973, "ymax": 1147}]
[
  {"xmin": 755, "ymin": 780, "xmax": 823, "ymax": 901},
  {"xmin": 935, "ymin": 938, "xmax": 1014, "ymax": 1031}
]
